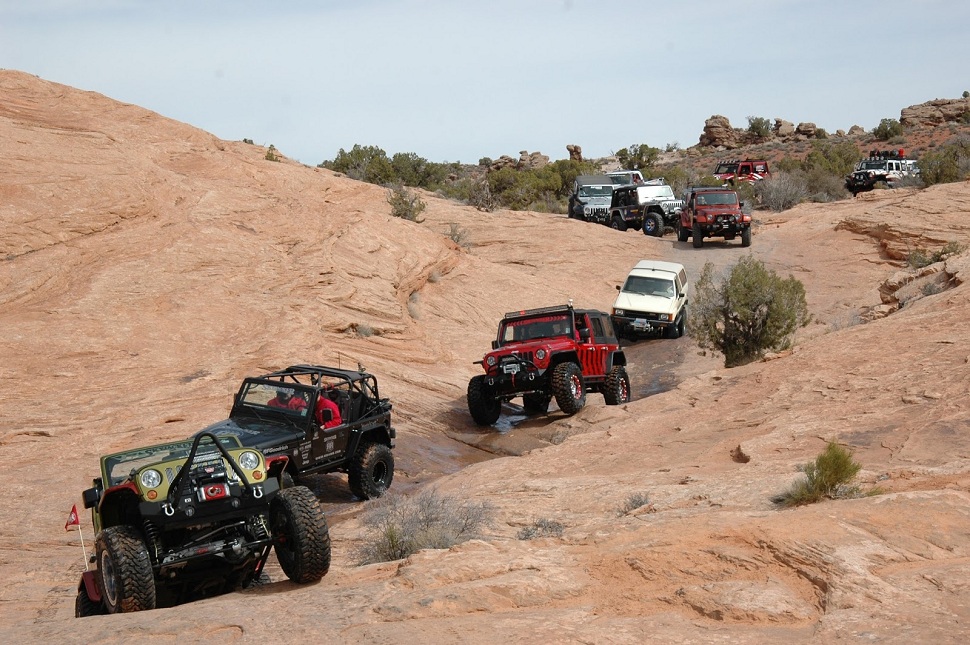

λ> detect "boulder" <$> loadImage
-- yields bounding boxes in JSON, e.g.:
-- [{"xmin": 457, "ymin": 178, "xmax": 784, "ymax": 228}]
[
  {"xmin": 566, "ymin": 144, "xmax": 583, "ymax": 162},
  {"xmin": 900, "ymin": 97, "xmax": 970, "ymax": 128},
  {"xmin": 699, "ymin": 115, "xmax": 741, "ymax": 149}
]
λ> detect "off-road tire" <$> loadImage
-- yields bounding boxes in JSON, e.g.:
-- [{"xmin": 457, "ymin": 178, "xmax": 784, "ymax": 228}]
[
  {"xmin": 677, "ymin": 307, "xmax": 687, "ymax": 338},
  {"xmin": 603, "ymin": 366, "xmax": 631, "ymax": 405},
  {"xmin": 280, "ymin": 470, "xmax": 296, "ymax": 489},
  {"xmin": 677, "ymin": 223, "xmax": 690, "ymax": 242},
  {"xmin": 741, "ymin": 226, "xmax": 752, "ymax": 247},
  {"xmin": 95, "ymin": 525, "xmax": 156, "ymax": 614},
  {"xmin": 467, "ymin": 375, "xmax": 501, "ymax": 425},
  {"xmin": 348, "ymin": 442, "xmax": 394, "ymax": 499},
  {"xmin": 610, "ymin": 215, "xmax": 628, "ymax": 232},
  {"xmin": 522, "ymin": 392, "xmax": 551, "ymax": 414},
  {"xmin": 551, "ymin": 362, "xmax": 586, "ymax": 415},
  {"xmin": 75, "ymin": 588, "xmax": 106, "ymax": 618},
  {"xmin": 642, "ymin": 212, "xmax": 664, "ymax": 237},
  {"xmin": 271, "ymin": 486, "xmax": 331, "ymax": 583},
  {"xmin": 692, "ymin": 221, "xmax": 704, "ymax": 248}
]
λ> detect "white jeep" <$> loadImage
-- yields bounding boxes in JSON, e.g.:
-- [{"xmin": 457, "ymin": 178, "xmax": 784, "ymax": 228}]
[{"xmin": 611, "ymin": 260, "xmax": 689, "ymax": 339}]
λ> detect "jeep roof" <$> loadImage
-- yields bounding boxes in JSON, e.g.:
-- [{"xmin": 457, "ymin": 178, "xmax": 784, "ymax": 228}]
[{"xmin": 575, "ymin": 174, "xmax": 613, "ymax": 187}]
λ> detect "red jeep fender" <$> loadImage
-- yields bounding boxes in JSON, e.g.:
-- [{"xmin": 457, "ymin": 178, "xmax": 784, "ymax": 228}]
[{"xmin": 78, "ymin": 570, "xmax": 101, "ymax": 602}]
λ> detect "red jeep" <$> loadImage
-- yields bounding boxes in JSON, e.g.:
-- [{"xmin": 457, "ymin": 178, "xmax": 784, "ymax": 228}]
[
  {"xmin": 467, "ymin": 304, "xmax": 630, "ymax": 425},
  {"xmin": 713, "ymin": 159, "xmax": 770, "ymax": 185},
  {"xmin": 678, "ymin": 186, "xmax": 751, "ymax": 248}
]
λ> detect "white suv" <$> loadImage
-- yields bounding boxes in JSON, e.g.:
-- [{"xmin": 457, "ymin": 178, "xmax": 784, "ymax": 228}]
[{"xmin": 611, "ymin": 260, "xmax": 689, "ymax": 339}]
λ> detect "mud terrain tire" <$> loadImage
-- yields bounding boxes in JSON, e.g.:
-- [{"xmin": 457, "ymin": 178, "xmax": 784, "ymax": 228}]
[
  {"xmin": 610, "ymin": 215, "xmax": 628, "ymax": 232},
  {"xmin": 551, "ymin": 362, "xmax": 586, "ymax": 415},
  {"xmin": 96, "ymin": 525, "xmax": 156, "ymax": 614},
  {"xmin": 467, "ymin": 375, "xmax": 501, "ymax": 425},
  {"xmin": 75, "ymin": 588, "xmax": 106, "ymax": 618},
  {"xmin": 522, "ymin": 392, "xmax": 551, "ymax": 414},
  {"xmin": 642, "ymin": 212, "xmax": 664, "ymax": 237},
  {"xmin": 741, "ymin": 226, "xmax": 752, "ymax": 247},
  {"xmin": 692, "ymin": 221, "xmax": 704, "ymax": 248},
  {"xmin": 271, "ymin": 486, "xmax": 332, "ymax": 583},
  {"xmin": 603, "ymin": 366, "xmax": 631, "ymax": 405},
  {"xmin": 349, "ymin": 442, "xmax": 394, "ymax": 500},
  {"xmin": 677, "ymin": 223, "xmax": 690, "ymax": 242}
]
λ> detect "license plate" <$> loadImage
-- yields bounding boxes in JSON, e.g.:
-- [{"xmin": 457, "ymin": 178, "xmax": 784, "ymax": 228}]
[
  {"xmin": 502, "ymin": 363, "xmax": 520, "ymax": 374},
  {"xmin": 633, "ymin": 318, "xmax": 648, "ymax": 329}
]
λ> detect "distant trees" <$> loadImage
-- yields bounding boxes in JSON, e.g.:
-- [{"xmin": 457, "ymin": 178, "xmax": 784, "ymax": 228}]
[
  {"xmin": 615, "ymin": 143, "xmax": 660, "ymax": 170},
  {"xmin": 918, "ymin": 135, "xmax": 970, "ymax": 186},
  {"xmin": 746, "ymin": 116, "xmax": 772, "ymax": 139},
  {"xmin": 871, "ymin": 118, "xmax": 903, "ymax": 141}
]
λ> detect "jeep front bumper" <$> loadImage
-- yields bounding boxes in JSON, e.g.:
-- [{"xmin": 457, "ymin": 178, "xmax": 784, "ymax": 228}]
[{"xmin": 612, "ymin": 314, "xmax": 673, "ymax": 336}]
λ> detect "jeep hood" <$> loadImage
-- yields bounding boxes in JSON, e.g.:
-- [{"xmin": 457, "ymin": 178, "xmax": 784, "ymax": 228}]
[
  {"xmin": 613, "ymin": 291, "xmax": 677, "ymax": 315},
  {"xmin": 196, "ymin": 418, "xmax": 305, "ymax": 455}
]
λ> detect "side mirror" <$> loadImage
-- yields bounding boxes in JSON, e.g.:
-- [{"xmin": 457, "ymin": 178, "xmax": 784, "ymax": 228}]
[
  {"xmin": 739, "ymin": 201, "xmax": 745, "ymax": 208},
  {"xmin": 579, "ymin": 329, "xmax": 591, "ymax": 341},
  {"xmin": 615, "ymin": 284, "xmax": 621, "ymax": 291},
  {"xmin": 319, "ymin": 408, "xmax": 333, "ymax": 424},
  {"xmin": 82, "ymin": 485, "xmax": 101, "ymax": 510},
  {"xmin": 491, "ymin": 340, "xmax": 498, "ymax": 350}
]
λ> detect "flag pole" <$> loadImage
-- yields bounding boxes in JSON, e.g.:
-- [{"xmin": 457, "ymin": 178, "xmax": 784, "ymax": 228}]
[{"xmin": 78, "ymin": 524, "xmax": 88, "ymax": 571}]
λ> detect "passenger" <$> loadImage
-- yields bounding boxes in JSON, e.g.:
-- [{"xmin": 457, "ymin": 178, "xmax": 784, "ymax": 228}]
[
  {"xmin": 267, "ymin": 388, "xmax": 307, "ymax": 412},
  {"xmin": 316, "ymin": 389, "xmax": 343, "ymax": 429}
]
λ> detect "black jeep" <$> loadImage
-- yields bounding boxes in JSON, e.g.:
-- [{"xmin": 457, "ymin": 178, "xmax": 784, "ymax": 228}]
[
  {"xmin": 75, "ymin": 432, "xmax": 331, "ymax": 615},
  {"xmin": 198, "ymin": 364, "xmax": 396, "ymax": 500}
]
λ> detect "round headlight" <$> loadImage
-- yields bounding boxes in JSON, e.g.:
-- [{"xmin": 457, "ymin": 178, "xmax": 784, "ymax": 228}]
[
  {"xmin": 536, "ymin": 349, "xmax": 546, "ymax": 360},
  {"xmin": 238, "ymin": 451, "xmax": 260, "ymax": 470},
  {"xmin": 140, "ymin": 469, "xmax": 162, "ymax": 489},
  {"xmin": 486, "ymin": 355, "xmax": 497, "ymax": 367},
  {"xmin": 615, "ymin": 309, "xmax": 624, "ymax": 316}
]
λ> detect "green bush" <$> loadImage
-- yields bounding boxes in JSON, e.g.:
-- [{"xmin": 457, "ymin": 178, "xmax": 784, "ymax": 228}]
[
  {"xmin": 386, "ymin": 183, "xmax": 426, "ymax": 222},
  {"xmin": 687, "ymin": 256, "xmax": 811, "ymax": 367},
  {"xmin": 774, "ymin": 442, "xmax": 863, "ymax": 507},
  {"xmin": 265, "ymin": 144, "xmax": 280, "ymax": 162},
  {"xmin": 487, "ymin": 165, "xmax": 563, "ymax": 211},
  {"xmin": 615, "ymin": 143, "xmax": 660, "ymax": 170},
  {"xmin": 390, "ymin": 152, "xmax": 448, "ymax": 189},
  {"xmin": 872, "ymin": 118, "xmax": 903, "ymax": 141},
  {"xmin": 747, "ymin": 116, "xmax": 772, "ymax": 139},
  {"xmin": 355, "ymin": 489, "xmax": 493, "ymax": 564},
  {"xmin": 908, "ymin": 240, "xmax": 966, "ymax": 268},
  {"xmin": 801, "ymin": 140, "xmax": 860, "ymax": 177},
  {"xmin": 918, "ymin": 134, "xmax": 970, "ymax": 186},
  {"xmin": 323, "ymin": 144, "xmax": 395, "ymax": 184}
]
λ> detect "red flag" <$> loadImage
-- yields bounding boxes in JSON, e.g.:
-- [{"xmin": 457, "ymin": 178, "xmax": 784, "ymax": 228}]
[{"xmin": 65, "ymin": 504, "xmax": 80, "ymax": 530}]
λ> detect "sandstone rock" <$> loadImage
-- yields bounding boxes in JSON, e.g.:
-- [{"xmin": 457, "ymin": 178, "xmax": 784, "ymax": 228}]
[
  {"xmin": 774, "ymin": 118, "xmax": 795, "ymax": 137},
  {"xmin": 900, "ymin": 97, "xmax": 970, "ymax": 128},
  {"xmin": 699, "ymin": 114, "xmax": 741, "ymax": 149},
  {"xmin": 566, "ymin": 144, "xmax": 583, "ymax": 161}
]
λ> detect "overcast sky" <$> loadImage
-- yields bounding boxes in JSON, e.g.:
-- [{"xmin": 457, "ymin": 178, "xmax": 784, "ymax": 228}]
[{"xmin": 2, "ymin": 0, "xmax": 967, "ymax": 166}]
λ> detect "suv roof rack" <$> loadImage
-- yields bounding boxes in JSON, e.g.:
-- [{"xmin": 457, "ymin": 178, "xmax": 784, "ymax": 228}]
[{"xmin": 503, "ymin": 303, "xmax": 574, "ymax": 319}]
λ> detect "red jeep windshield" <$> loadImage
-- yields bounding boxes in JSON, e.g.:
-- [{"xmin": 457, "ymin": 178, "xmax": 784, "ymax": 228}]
[
  {"xmin": 696, "ymin": 192, "xmax": 738, "ymax": 206},
  {"xmin": 499, "ymin": 314, "xmax": 572, "ymax": 344}
]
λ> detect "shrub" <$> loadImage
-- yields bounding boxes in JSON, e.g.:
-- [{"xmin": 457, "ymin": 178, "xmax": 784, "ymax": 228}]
[
  {"xmin": 390, "ymin": 152, "xmax": 448, "ymax": 189},
  {"xmin": 615, "ymin": 143, "xmax": 660, "ymax": 170},
  {"xmin": 446, "ymin": 222, "xmax": 470, "ymax": 248},
  {"xmin": 774, "ymin": 442, "xmax": 862, "ymax": 507},
  {"xmin": 618, "ymin": 492, "xmax": 651, "ymax": 515},
  {"xmin": 754, "ymin": 172, "xmax": 809, "ymax": 211},
  {"xmin": 909, "ymin": 240, "xmax": 966, "ymax": 268},
  {"xmin": 265, "ymin": 144, "xmax": 280, "ymax": 162},
  {"xmin": 386, "ymin": 183, "xmax": 426, "ymax": 222},
  {"xmin": 918, "ymin": 134, "xmax": 970, "ymax": 185},
  {"xmin": 322, "ymin": 144, "xmax": 394, "ymax": 184},
  {"xmin": 747, "ymin": 116, "xmax": 772, "ymax": 139},
  {"xmin": 872, "ymin": 118, "xmax": 903, "ymax": 141},
  {"xmin": 355, "ymin": 489, "xmax": 493, "ymax": 564},
  {"xmin": 687, "ymin": 256, "xmax": 811, "ymax": 367},
  {"xmin": 517, "ymin": 518, "xmax": 565, "ymax": 540}
]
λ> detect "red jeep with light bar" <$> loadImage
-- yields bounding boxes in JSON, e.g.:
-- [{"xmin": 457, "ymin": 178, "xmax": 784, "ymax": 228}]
[{"xmin": 467, "ymin": 304, "xmax": 630, "ymax": 425}]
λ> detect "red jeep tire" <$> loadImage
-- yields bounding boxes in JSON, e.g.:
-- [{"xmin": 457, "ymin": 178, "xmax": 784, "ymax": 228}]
[
  {"xmin": 551, "ymin": 362, "xmax": 586, "ymax": 415},
  {"xmin": 467, "ymin": 375, "xmax": 501, "ymax": 425}
]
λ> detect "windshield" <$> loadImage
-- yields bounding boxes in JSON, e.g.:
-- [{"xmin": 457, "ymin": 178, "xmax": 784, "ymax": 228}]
[
  {"xmin": 237, "ymin": 381, "xmax": 312, "ymax": 418},
  {"xmin": 499, "ymin": 314, "xmax": 572, "ymax": 344},
  {"xmin": 579, "ymin": 185, "xmax": 612, "ymax": 198},
  {"xmin": 860, "ymin": 161, "xmax": 888, "ymax": 170},
  {"xmin": 714, "ymin": 163, "xmax": 738, "ymax": 174},
  {"xmin": 622, "ymin": 275, "xmax": 676, "ymax": 298},
  {"xmin": 637, "ymin": 186, "xmax": 675, "ymax": 201},
  {"xmin": 102, "ymin": 436, "xmax": 241, "ymax": 486},
  {"xmin": 694, "ymin": 192, "xmax": 738, "ymax": 206}
]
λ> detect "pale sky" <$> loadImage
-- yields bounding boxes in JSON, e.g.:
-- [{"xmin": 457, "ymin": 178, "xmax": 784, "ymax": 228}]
[{"xmin": 2, "ymin": 0, "xmax": 967, "ymax": 166}]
